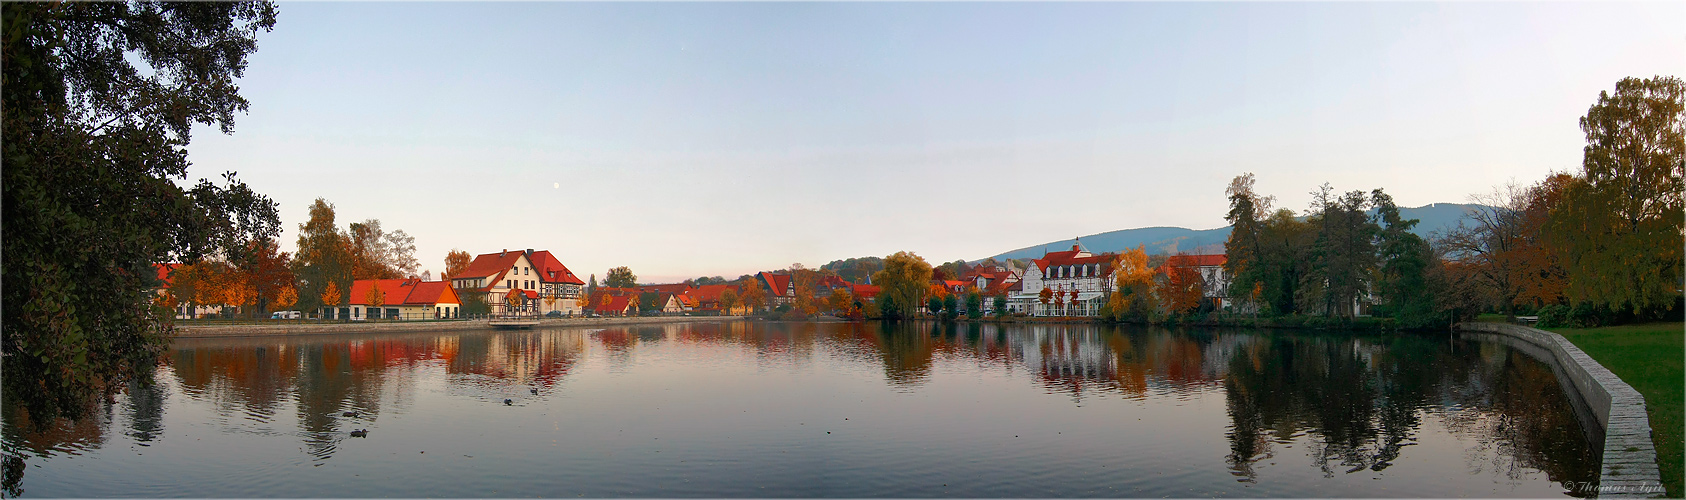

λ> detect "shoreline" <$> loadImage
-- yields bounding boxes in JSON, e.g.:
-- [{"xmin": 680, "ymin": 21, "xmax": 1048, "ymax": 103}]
[{"xmin": 172, "ymin": 315, "xmax": 745, "ymax": 338}]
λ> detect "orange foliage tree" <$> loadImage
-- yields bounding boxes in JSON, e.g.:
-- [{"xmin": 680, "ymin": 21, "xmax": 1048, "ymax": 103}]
[
  {"xmin": 443, "ymin": 249, "xmax": 472, "ymax": 280},
  {"xmin": 275, "ymin": 285, "xmax": 299, "ymax": 311},
  {"xmin": 1160, "ymin": 255, "xmax": 1206, "ymax": 315},
  {"xmin": 321, "ymin": 281, "xmax": 343, "ymax": 310},
  {"xmin": 738, "ymin": 279, "xmax": 766, "ymax": 313}
]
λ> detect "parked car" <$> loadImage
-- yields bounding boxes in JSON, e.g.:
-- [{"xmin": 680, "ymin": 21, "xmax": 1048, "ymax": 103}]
[
  {"xmin": 270, "ymin": 310, "xmax": 301, "ymax": 320},
  {"xmin": 545, "ymin": 310, "xmax": 563, "ymax": 318}
]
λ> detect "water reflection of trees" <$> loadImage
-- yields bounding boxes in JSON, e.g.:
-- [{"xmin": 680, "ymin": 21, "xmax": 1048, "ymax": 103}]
[
  {"xmin": 1220, "ymin": 334, "xmax": 1598, "ymax": 494},
  {"xmin": 2, "ymin": 323, "xmax": 1601, "ymax": 495}
]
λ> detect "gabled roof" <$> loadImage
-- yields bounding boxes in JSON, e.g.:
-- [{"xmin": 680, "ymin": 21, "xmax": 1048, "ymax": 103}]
[
  {"xmin": 758, "ymin": 272, "xmax": 792, "ymax": 297},
  {"xmin": 528, "ymin": 250, "xmax": 585, "ymax": 285},
  {"xmin": 1032, "ymin": 248, "xmax": 1119, "ymax": 276},
  {"xmin": 849, "ymin": 283, "xmax": 881, "ymax": 299},
  {"xmin": 592, "ymin": 294, "xmax": 635, "ymax": 314},
  {"xmin": 403, "ymin": 280, "xmax": 460, "ymax": 305},
  {"xmin": 450, "ymin": 250, "xmax": 524, "ymax": 280},
  {"xmin": 350, "ymin": 279, "xmax": 462, "ymax": 306},
  {"xmin": 450, "ymin": 249, "xmax": 586, "ymax": 286}
]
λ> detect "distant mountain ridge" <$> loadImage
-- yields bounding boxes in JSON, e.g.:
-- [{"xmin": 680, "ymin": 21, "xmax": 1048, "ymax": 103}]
[{"xmin": 985, "ymin": 203, "xmax": 1484, "ymax": 262}]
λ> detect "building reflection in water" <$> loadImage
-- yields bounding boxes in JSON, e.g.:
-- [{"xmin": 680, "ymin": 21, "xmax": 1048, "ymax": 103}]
[{"xmin": 2, "ymin": 321, "xmax": 1598, "ymax": 495}]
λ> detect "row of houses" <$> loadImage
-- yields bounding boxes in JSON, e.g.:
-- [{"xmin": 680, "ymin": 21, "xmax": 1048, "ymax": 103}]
[{"xmin": 156, "ymin": 240, "xmax": 1231, "ymax": 320}]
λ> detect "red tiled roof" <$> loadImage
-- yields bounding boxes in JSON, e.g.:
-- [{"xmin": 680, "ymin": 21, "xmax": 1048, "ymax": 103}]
[
  {"xmin": 449, "ymin": 249, "xmax": 584, "ymax": 286},
  {"xmin": 450, "ymin": 251, "xmax": 522, "ymax": 280},
  {"xmin": 528, "ymin": 250, "xmax": 585, "ymax": 285},
  {"xmin": 349, "ymin": 279, "xmax": 416, "ymax": 306},
  {"xmin": 850, "ymin": 283, "xmax": 880, "ymax": 299},
  {"xmin": 592, "ymin": 294, "xmax": 635, "ymax": 314},
  {"xmin": 758, "ymin": 272, "xmax": 792, "ymax": 297},
  {"xmin": 692, "ymin": 284, "xmax": 730, "ymax": 300},
  {"xmin": 403, "ymin": 280, "xmax": 459, "ymax": 305}
]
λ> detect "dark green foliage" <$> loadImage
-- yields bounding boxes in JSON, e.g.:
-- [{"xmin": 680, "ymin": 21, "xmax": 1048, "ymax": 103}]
[
  {"xmin": 458, "ymin": 291, "xmax": 490, "ymax": 317},
  {"xmin": 639, "ymin": 292, "xmax": 662, "ymax": 314},
  {"xmin": 2, "ymin": 1, "xmax": 279, "ymax": 426},
  {"xmin": 1305, "ymin": 185, "xmax": 1377, "ymax": 318},
  {"xmin": 605, "ymin": 267, "xmax": 637, "ymax": 288},
  {"xmin": 1536, "ymin": 304, "xmax": 1570, "ymax": 328},
  {"xmin": 942, "ymin": 294, "xmax": 959, "ymax": 321},
  {"xmin": 927, "ymin": 296, "xmax": 944, "ymax": 318},
  {"xmin": 992, "ymin": 295, "xmax": 1008, "ymax": 318},
  {"xmin": 965, "ymin": 291, "xmax": 983, "ymax": 320},
  {"xmin": 1371, "ymin": 190, "xmax": 1439, "ymax": 328}
]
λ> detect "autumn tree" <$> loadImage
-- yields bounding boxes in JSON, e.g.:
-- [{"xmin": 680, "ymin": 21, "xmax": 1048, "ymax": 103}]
[
  {"xmin": 444, "ymin": 249, "xmax": 472, "ymax": 280},
  {"xmin": 1113, "ymin": 246, "xmax": 1159, "ymax": 320},
  {"xmin": 1160, "ymin": 255, "xmax": 1205, "ymax": 316},
  {"xmin": 2, "ymin": 0, "xmax": 281, "ymax": 425},
  {"xmin": 321, "ymin": 281, "xmax": 344, "ymax": 314},
  {"xmin": 721, "ymin": 288, "xmax": 742, "ymax": 315},
  {"xmin": 606, "ymin": 266, "xmax": 637, "ymax": 288},
  {"xmin": 238, "ymin": 237, "xmax": 293, "ymax": 318},
  {"xmin": 1514, "ymin": 174, "xmax": 1574, "ymax": 308},
  {"xmin": 1548, "ymin": 75, "xmax": 1685, "ymax": 317},
  {"xmin": 827, "ymin": 288, "xmax": 853, "ymax": 315},
  {"xmin": 1441, "ymin": 183, "xmax": 1529, "ymax": 318},
  {"xmin": 871, "ymin": 251, "xmax": 933, "ymax": 320},
  {"xmin": 274, "ymin": 285, "xmax": 298, "ymax": 311},
  {"xmin": 738, "ymin": 278, "xmax": 767, "ymax": 314},
  {"xmin": 366, "ymin": 281, "xmax": 385, "ymax": 311}
]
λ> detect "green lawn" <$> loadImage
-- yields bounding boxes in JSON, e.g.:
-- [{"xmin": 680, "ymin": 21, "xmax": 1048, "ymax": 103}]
[{"xmin": 1546, "ymin": 322, "xmax": 1684, "ymax": 498}]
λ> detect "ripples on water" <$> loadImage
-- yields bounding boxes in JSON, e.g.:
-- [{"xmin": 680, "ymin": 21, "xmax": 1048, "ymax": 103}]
[{"xmin": 1, "ymin": 321, "xmax": 1598, "ymax": 497}]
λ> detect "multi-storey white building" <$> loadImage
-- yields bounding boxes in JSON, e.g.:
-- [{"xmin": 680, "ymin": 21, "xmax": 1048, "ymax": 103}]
[
  {"xmin": 1007, "ymin": 240, "xmax": 1119, "ymax": 317},
  {"xmin": 449, "ymin": 249, "xmax": 586, "ymax": 316}
]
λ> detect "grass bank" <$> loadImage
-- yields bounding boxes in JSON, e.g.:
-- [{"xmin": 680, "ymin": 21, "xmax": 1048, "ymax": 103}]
[{"xmin": 1544, "ymin": 322, "xmax": 1683, "ymax": 498}]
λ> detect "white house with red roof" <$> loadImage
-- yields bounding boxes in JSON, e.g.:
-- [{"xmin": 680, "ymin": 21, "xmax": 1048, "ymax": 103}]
[
  {"xmin": 340, "ymin": 278, "xmax": 462, "ymax": 320},
  {"xmin": 1008, "ymin": 239, "xmax": 1119, "ymax": 316},
  {"xmin": 757, "ymin": 272, "xmax": 796, "ymax": 306},
  {"xmin": 449, "ymin": 249, "xmax": 586, "ymax": 317}
]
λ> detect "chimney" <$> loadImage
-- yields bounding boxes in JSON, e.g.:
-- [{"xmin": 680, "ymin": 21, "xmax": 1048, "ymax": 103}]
[
  {"xmin": 500, "ymin": 249, "xmax": 507, "ymax": 257},
  {"xmin": 526, "ymin": 248, "xmax": 533, "ymax": 257}
]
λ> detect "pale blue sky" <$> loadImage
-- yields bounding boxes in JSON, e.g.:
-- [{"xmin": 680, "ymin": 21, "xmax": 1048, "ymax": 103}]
[{"xmin": 183, "ymin": 2, "xmax": 1686, "ymax": 283}]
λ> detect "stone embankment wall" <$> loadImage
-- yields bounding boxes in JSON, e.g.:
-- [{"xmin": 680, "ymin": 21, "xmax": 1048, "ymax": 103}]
[
  {"xmin": 1456, "ymin": 322, "xmax": 1663, "ymax": 498},
  {"xmin": 175, "ymin": 316, "xmax": 742, "ymax": 338}
]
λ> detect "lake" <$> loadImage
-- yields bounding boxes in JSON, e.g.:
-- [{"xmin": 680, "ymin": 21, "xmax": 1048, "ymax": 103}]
[{"xmin": 1, "ymin": 321, "xmax": 1600, "ymax": 497}]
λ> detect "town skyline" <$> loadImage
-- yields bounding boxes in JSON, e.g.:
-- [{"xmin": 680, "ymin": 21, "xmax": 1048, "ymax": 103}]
[{"xmin": 176, "ymin": 2, "xmax": 1685, "ymax": 283}]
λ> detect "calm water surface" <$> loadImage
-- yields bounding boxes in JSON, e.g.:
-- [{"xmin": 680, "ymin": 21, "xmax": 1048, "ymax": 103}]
[{"xmin": 2, "ymin": 321, "xmax": 1599, "ymax": 497}]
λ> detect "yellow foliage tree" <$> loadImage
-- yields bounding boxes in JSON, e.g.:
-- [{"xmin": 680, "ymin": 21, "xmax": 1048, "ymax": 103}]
[
  {"xmin": 1113, "ymin": 245, "xmax": 1159, "ymax": 318},
  {"xmin": 367, "ymin": 281, "xmax": 385, "ymax": 308},
  {"xmin": 321, "ymin": 281, "xmax": 343, "ymax": 310}
]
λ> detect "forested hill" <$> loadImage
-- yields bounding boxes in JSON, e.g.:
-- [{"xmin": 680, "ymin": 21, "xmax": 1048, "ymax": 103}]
[{"xmin": 985, "ymin": 203, "xmax": 1485, "ymax": 261}]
